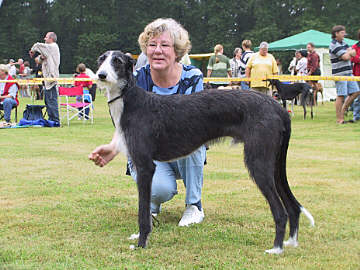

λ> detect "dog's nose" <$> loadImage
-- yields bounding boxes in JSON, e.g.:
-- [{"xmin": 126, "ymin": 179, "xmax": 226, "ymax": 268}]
[{"xmin": 98, "ymin": 71, "xmax": 107, "ymax": 80}]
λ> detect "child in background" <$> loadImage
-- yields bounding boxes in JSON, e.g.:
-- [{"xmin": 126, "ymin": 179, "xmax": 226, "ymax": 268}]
[{"xmin": 75, "ymin": 63, "xmax": 92, "ymax": 120}]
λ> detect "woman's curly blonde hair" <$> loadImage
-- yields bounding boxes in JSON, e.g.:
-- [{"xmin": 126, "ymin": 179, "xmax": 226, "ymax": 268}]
[{"xmin": 138, "ymin": 18, "xmax": 191, "ymax": 62}]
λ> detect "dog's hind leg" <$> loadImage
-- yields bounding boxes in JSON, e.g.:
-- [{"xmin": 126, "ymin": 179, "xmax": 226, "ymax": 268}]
[
  {"xmin": 273, "ymin": 134, "xmax": 301, "ymax": 248},
  {"xmin": 274, "ymin": 167, "xmax": 300, "ymax": 248},
  {"xmin": 321, "ymin": 89, "xmax": 324, "ymax": 105},
  {"xmin": 300, "ymin": 94, "xmax": 307, "ymax": 119},
  {"xmin": 134, "ymin": 159, "xmax": 156, "ymax": 248},
  {"xmin": 313, "ymin": 89, "xmax": 318, "ymax": 106},
  {"xmin": 244, "ymin": 140, "xmax": 287, "ymax": 254},
  {"xmin": 275, "ymin": 126, "xmax": 314, "ymax": 248}
]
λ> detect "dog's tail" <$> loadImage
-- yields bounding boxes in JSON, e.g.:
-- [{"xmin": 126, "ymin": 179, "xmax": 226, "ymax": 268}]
[
  {"xmin": 300, "ymin": 206, "xmax": 315, "ymax": 226},
  {"xmin": 278, "ymin": 115, "xmax": 315, "ymax": 227}
]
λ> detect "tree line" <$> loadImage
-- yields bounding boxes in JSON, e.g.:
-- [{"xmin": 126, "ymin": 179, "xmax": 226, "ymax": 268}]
[{"xmin": 0, "ymin": 0, "xmax": 359, "ymax": 73}]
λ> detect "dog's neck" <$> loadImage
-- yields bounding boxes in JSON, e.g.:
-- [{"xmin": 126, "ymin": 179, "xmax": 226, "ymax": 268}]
[
  {"xmin": 106, "ymin": 79, "xmax": 128, "ymax": 104},
  {"xmin": 107, "ymin": 73, "xmax": 136, "ymax": 104}
]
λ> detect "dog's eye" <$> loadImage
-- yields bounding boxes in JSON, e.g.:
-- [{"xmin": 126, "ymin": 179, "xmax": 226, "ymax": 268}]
[
  {"xmin": 97, "ymin": 54, "xmax": 107, "ymax": 66},
  {"xmin": 112, "ymin": 56, "xmax": 123, "ymax": 66}
]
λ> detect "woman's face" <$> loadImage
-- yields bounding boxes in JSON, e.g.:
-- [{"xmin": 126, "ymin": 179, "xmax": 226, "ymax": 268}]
[
  {"xmin": 236, "ymin": 50, "xmax": 242, "ymax": 58},
  {"xmin": 259, "ymin": 47, "xmax": 268, "ymax": 56},
  {"xmin": 146, "ymin": 31, "xmax": 176, "ymax": 71}
]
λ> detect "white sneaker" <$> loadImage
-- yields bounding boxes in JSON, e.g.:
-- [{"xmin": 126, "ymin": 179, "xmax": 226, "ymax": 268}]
[{"xmin": 178, "ymin": 205, "xmax": 204, "ymax": 227}]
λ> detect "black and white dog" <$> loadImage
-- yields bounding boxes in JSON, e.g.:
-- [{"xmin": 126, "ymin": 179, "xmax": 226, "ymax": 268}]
[
  {"xmin": 95, "ymin": 51, "xmax": 314, "ymax": 254},
  {"xmin": 266, "ymin": 79, "xmax": 314, "ymax": 119}
]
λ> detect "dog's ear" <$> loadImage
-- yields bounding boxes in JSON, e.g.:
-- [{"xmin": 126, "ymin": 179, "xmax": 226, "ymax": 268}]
[
  {"xmin": 124, "ymin": 54, "xmax": 136, "ymax": 85},
  {"xmin": 124, "ymin": 54, "xmax": 136, "ymax": 70}
]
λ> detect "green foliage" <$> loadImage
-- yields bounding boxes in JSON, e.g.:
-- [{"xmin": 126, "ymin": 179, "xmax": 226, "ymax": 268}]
[
  {"xmin": 0, "ymin": 0, "xmax": 360, "ymax": 72},
  {"xmin": 74, "ymin": 33, "xmax": 118, "ymax": 71}
]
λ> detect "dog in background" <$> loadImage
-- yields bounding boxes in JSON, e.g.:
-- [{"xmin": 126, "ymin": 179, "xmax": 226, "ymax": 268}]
[
  {"xmin": 267, "ymin": 79, "xmax": 314, "ymax": 119},
  {"xmin": 95, "ymin": 50, "xmax": 314, "ymax": 254},
  {"xmin": 310, "ymin": 82, "xmax": 324, "ymax": 105}
]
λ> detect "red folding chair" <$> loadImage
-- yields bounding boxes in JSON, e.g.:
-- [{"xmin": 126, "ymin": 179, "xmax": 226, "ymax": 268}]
[{"xmin": 59, "ymin": 86, "xmax": 94, "ymax": 126}]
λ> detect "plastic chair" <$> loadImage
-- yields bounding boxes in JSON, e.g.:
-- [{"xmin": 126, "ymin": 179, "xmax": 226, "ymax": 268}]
[{"xmin": 59, "ymin": 86, "xmax": 94, "ymax": 126}]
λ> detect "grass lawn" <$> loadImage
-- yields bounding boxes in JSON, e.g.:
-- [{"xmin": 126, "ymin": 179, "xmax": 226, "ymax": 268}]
[{"xmin": 1, "ymin": 93, "xmax": 359, "ymax": 269}]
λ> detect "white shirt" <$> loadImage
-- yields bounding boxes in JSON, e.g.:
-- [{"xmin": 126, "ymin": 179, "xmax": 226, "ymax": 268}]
[
  {"xmin": 296, "ymin": 57, "xmax": 308, "ymax": 76},
  {"xmin": 230, "ymin": 58, "xmax": 241, "ymax": 78},
  {"xmin": 8, "ymin": 65, "xmax": 16, "ymax": 77},
  {"xmin": 0, "ymin": 75, "xmax": 18, "ymax": 98},
  {"xmin": 288, "ymin": 57, "xmax": 297, "ymax": 75},
  {"xmin": 31, "ymin": 42, "xmax": 60, "ymax": 90}
]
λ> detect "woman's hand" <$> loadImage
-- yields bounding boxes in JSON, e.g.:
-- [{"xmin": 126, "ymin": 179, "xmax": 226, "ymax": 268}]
[{"xmin": 89, "ymin": 144, "xmax": 118, "ymax": 167}]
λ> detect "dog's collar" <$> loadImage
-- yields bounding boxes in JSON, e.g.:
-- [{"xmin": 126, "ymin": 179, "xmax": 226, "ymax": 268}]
[
  {"xmin": 107, "ymin": 95, "xmax": 122, "ymax": 104},
  {"xmin": 107, "ymin": 84, "xmax": 136, "ymax": 104}
]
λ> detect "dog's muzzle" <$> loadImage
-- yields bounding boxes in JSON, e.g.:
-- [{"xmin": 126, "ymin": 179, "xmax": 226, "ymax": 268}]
[{"xmin": 98, "ymin": 71, "xmax": 108, "ymax": 80}]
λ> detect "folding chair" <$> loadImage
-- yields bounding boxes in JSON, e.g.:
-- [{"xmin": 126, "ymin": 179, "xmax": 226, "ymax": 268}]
[{"xmin": 59, "ymin": 86, "xmax": 94, "ymax": 126}]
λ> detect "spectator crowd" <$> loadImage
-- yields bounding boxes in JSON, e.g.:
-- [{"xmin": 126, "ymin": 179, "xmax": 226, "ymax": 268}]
[{"xmin": 1, "ymin": 23, "xmax": 360, "ymax": 125}]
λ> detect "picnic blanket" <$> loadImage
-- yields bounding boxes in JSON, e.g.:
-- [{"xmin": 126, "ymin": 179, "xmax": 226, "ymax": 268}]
[
  {"xmin": 18, "ymin": 118, "xmax": 60, "ymax": 127},
  {"xmin": 0, "ymin": 119, "xmax": 60, "ymax": 128}
]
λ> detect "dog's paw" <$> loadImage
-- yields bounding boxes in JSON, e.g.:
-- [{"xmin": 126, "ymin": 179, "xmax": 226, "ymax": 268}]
[
  {"xmin": 284, "ymin": 237, "xmax": 299, "ymax": 248},
  {"xmin": 265, "ymin": 247, "xmax": 284, "ymax": 254},
  {"xmin": 128, "ymin": 233, "xmax": 139, "ymax": 240}
]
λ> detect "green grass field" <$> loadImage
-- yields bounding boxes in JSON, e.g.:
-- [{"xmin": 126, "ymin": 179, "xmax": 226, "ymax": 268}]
[{"xmin": 1, "ymin": 94, "xmax": 359, "ymax": 269}]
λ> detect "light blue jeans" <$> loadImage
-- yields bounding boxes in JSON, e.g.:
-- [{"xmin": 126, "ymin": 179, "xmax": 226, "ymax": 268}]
[
  {"xmin": 1, "ymin": 98, "xmax": 17, "ymax": 122},
  {"xmin": 354, "ymin": 83, "xmax": 360, "ymax": 121},
  {"xmin": 241, "ymin": 81, "xmax": 250, "ymax": 90},
  {"xmin": 128, "ymin": 145, "xmax": 206, "ymax": 214}
]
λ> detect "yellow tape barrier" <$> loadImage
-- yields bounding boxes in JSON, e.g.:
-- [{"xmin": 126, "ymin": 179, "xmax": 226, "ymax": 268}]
[
  {"xmin": 203, "ymin": 75, "xmax": 360, "ymax": 83},
  {"xmin": 1, "ymin": 75, "xmax": 360, "ymax": 85},
  {"xmin": 0, "ymin": 77, "xmax": 94, "ymax": 85}
]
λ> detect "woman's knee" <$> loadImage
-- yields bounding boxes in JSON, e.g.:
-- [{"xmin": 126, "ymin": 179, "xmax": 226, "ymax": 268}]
[{"xmin": 151, "ymin": 180, "xmax": 177, "ymax": 204}]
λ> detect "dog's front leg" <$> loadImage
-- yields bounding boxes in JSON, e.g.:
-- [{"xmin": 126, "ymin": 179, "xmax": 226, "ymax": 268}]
[{"xmin": 136, "ymin": 161, "xmax": 155, "ymax": 248}]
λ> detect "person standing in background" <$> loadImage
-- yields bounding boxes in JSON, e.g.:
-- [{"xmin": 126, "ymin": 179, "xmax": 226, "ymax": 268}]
[
  {"xmin": 245, "ymin": 41, "xmax": 278, "ymax": 95},
  {"xmin": 288, "ymin": 50, "xmax": 301, "ymax": 76},
  {"xmin": 239, "ymin": 40, "xmax": 254, "ymax": 90},
  {"xmin": 29, "ymin": 32, "xmax": 60, "ymax": 123},
  {"xmin": 350, "ymin": 29, "xmax": 360, "ymax": 122},
  {"xmin": 296, "ymin": 50, "xmax": 308, "ymax": 77},
  {"xmin": 229, "ymin": 47, "xmax": 242, "ymax": 86},
  {"xmin": 329, "ymin": 25, "xmax": 360, "ymax": 124},
  {"xmin": 207, "ymin": 44, "xmax": 231, "ymax": 88},
  {"xmin": 8, "ymin": 59, "xmax": 17, "ymax": 78}
]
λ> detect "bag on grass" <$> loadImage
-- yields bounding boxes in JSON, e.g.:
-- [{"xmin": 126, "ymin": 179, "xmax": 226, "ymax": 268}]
[{"xmin": 23, "ymin": 104, "xmax": 45, "ymax": 121}]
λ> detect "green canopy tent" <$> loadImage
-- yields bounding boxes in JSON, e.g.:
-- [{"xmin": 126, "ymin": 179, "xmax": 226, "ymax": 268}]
[{"xmin": 265, "ymin": 29, "xmax": 357, "ymax": 51}]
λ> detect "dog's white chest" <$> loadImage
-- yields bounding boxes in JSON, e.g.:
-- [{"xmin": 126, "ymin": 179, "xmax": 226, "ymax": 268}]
[{"xmin": 109, "ymin": 99, "xmax": 129, "ymax": 157}]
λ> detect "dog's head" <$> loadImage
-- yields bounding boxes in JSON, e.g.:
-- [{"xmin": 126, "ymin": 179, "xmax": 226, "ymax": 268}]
[
  {"xmin": 264, "ymin": 79, "xmax": 280, "ymax": 87},
  {"xmin": 96, "ymin": 51, "xmax": 136, "ymax": 99},
  {"xmin": 272, "ymin": 91, "xmax": 280, "ymax": 100}
]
